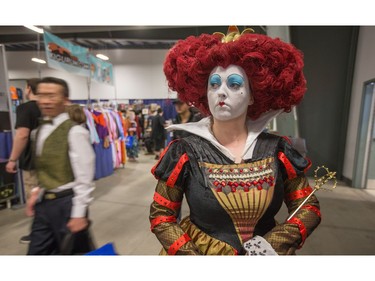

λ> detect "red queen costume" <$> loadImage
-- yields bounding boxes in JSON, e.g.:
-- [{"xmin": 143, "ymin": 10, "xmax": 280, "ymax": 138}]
[{"xmin": 149, "ymin": 27, "xmax": 321, "ymax": 255}]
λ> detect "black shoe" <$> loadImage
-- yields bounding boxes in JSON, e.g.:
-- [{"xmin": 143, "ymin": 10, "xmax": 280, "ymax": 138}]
[
  {"xmin": 19, "ymin": 235, "xmax": 31, "ymax": 244},
  {"xmin": 154, "ymin": 155, "xmax": 160, "ymax": 160}
]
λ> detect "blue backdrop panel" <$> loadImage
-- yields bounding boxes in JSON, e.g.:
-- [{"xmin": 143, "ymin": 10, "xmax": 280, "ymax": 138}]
[{"xmin": 0, "ymin": 131, "xmax": 12, "ymax": 159}]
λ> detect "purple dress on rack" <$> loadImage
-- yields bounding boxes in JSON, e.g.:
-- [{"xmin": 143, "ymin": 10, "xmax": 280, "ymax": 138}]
[{"xmin": 91, "ymin": 110, "xmax": 113, "ymax": 180}]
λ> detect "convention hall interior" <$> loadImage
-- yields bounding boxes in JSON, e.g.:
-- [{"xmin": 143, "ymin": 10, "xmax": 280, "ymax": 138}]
[{"xmin": 1, "ymin": 25, "xmax": 375, "ymax": 260}]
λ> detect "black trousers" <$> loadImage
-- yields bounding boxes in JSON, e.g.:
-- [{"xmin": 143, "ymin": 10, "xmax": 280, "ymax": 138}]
[
  {"xmin": 145, "ymin": 137, "xmax": 154, "ymax": 153},
  {"xmin": 27, "ymin": 194, "xmax": 74, "ymax": 255}
]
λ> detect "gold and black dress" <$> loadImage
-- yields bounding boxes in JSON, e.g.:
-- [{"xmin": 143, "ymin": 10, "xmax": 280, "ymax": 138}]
[{"xmin": 149, "ymin": 132, "xmax": 321, "ymax": 255}]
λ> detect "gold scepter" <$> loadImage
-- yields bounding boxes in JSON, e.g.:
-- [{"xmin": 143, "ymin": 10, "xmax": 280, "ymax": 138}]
[{"xmin": 287, "ymin": 166, "xmax": 337, "ymax": 221}]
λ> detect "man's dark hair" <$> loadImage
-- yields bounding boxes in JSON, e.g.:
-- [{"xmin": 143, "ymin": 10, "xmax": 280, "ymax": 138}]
[
  {"xmin": 157, "ymin": 107, "xmax": 163, "ymax": 114},
  {"xmin": 37, "ymin": 77, "xmax": 70, "ymax": 98},
  {"xmin": 26, "ymin": 78, "xmax": 41, "ymax": 94}
]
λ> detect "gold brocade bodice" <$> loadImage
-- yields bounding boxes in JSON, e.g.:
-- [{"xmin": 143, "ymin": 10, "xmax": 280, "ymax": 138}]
[{"xmin": 200, "ymin": 157, "xmax": 276, "ymax": 244}]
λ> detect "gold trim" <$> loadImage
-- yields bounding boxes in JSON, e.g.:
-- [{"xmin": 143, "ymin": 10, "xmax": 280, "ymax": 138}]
[
  {"xmin": 211, "ymin": 185, "xmax": 275, "ymax": 244},
  {"xmin": 181, "ymin": 216, "xmax": 237, "ymax": 255},
  {"xmin": 200, "ymin": 157, "xmax": 276, "ymax": 193},
  {"xmin": 213, "ymin": 26, "xmax": 255, "ymax": 43},
  {"xmin": 200, "ymin": 158, "xmax": 276, "ymax": 245},
  {"xmin": 199, "ymin": 157, "xmax": 274, "ymax": 170}
]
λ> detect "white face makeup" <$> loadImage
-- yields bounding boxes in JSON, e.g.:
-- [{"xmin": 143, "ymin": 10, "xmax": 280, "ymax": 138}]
[{"xmin": 207, "ymin": 65, "xmax": 252, "ymax": 121}]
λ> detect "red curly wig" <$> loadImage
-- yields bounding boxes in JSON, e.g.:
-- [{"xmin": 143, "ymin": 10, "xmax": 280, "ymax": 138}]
[{"xmin": 163, "ymin": 32, "xmax": 306, "ymax": 120}]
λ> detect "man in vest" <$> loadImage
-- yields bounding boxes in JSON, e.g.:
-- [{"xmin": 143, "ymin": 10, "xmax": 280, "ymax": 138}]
[{"xmin": 26, "ymin": 77, "xmax": 95, "ymax": 255}]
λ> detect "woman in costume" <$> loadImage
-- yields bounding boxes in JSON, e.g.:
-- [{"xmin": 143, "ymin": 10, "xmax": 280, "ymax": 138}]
[{"xmin": 149, "ymin": 26, "xmax": 321, "ymax": 255}]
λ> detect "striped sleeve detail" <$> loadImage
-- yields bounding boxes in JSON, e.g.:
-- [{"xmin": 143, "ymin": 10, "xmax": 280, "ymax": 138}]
[
  {"xmin": 287, "ymin": 217, "xmax": 307, "ymax": 248},
  {"xmin": 285, "ymin": 186, "xmax": 313, "ymax": 201},
  {"xmin": 282, "ymin": 136, "xmax": 292, "ymax": 145},
  {"xmin": 153, "ymin": 192, "xmax": 182, "ymax": 210},
  {"xmin": 302, "ymin": 205, "xmax": 321, "ymax": 218},
  {"xmin": 166, "ymin": 153, "xmax": 189, "ymax": 188},
  {"xmin": 150, "ymin": 216, "xmax": 176, "ymax": 231},
  {"xmin": 304, "ymin": 157, "xmax": 312, "ymax": 173},
  {"xmin": 167, "ymin": 233, "xmax": 191, "ymax": 255},
  {"xmin": 278, "ymin": 151, "xmax": 297, "ymax": 179}
]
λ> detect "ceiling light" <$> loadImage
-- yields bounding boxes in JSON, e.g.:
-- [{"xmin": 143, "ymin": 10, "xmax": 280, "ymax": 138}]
[
  {"xmin": 96, "ymin": 54, "xmax": 109, "ymax": 61},
  {"xmin": 24, "ymin": 25, "xmax": 44, "ymax": 34},
  {"xmin": 31, "ymin": 58, "xmax": 46, "ymax": 64}
]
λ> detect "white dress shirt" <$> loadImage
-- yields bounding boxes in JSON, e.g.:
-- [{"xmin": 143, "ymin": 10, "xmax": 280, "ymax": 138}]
[{"xmin": 36, "ymin": 112, "xmax": 95, "ymax": 218}]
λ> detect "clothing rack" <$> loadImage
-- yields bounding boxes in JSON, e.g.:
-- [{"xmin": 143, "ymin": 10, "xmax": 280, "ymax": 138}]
[{"xmin": 74, "ymin": 102, "xmax": 128, "ymax": 179}]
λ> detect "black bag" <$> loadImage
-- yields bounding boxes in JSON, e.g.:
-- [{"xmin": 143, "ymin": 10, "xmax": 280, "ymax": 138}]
[{"xmin": 60, "ymin": 222, "xmax": 96, "ymax": 255}]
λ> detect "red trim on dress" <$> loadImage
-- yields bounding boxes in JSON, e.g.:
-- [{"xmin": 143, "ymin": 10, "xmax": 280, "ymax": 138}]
[
  {"xmin": 282, "ymin": 136, "xmax": 292, "ymax": 145},
  {"xmin": 287, "ymin": 217, "xmax": 307, "ymax": 249},
  {"xmin": 167, "ymin": 233, "xmax": 191, "ymax": 255},
  {"xmin": 302, "ymin": 205, "xmax": 321, "ymax": 218},
  {"xmin": 150, "ymin": 216, "xmax": 176, "ymax": 231},
  {"xmin": 278, "ymin": 152, "xmax": 297, "ymax": 179},
  {"xmin": 153, "ymin": 192, "xmax": 182, "ymax": 210},
  {"xmin": 304, "ymin": 157, "xmax": 312, "ymax": 173},
  {"xmin": 151, "ymin": 140, "xmax": 178, "ymax": 177},
  {"xmin": 285, "ymin": 186, "xmax": 313, "ymax": 201},
  {"xmin": 166, "ymin": 153, "xmax": 189, "ymax": 188}
]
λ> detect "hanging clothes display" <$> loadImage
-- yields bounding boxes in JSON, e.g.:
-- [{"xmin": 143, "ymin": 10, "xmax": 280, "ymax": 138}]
[
  {"xmin": 111, "ymin": 110, "xmax": 126, "ymax": 165},
  {"xmin": 82, "ymin": 104, "xmax": 128, "ymax": 180},
  {"xmin": 117, "ymin": 111, "xmax": 129, "ymax": 165},
  {"xmin": 76, "ymin": 99, "xmax": 179, "ymax": 180},
  {"xmin": 84, "ymin": 107, "xmax": 113, "ymax": 180},
  {"xmin": 103, "ymin": 109, "xmax": 124, "ymax": 169}
]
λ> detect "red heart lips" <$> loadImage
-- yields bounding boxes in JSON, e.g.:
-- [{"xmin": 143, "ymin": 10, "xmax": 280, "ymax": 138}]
[{"xmin": 219, "ymin": 101, "xmax": 225, "ymax": 107}]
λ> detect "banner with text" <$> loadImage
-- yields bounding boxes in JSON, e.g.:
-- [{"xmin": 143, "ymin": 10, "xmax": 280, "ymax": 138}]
[{"xmin": 44, "ymin": 31, "xmax": 90, "ymax": 77}]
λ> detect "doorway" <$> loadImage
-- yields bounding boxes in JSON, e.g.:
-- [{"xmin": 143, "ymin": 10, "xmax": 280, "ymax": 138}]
[
  {"xmin": 367, "ymin": 114, "xmax": 375, "ymax": 189},
  {"xmin": 353, "ymin": 79, "xmax": 375, "ymax": 189}
]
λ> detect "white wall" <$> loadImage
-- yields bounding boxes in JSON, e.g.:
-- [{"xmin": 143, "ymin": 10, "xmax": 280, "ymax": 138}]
[
  {"xmin": 5, "ymin": 48, "xmax": 176, "ymax": 100},
  {"xmin": 267, "ymin": 26, "xmax": 290, "ymax": 42},
  {"xmin": 343, "ymin": 26, "xmax": 375, "ymax": 180}
]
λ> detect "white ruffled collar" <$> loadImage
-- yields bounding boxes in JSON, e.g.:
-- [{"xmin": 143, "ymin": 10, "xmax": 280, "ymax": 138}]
[{"xmin": 166, "ymin": 110, "xmax": 282, "ymax": 163}]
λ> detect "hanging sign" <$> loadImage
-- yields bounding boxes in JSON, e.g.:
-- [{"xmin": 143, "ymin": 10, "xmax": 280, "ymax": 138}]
[
  {"xmin": 43, "ymin": 31, "xmax": 90, "ymax": 77},
  {"xmin": 88, "ymin": 55, "xmax": 114, "ymax": 85}
]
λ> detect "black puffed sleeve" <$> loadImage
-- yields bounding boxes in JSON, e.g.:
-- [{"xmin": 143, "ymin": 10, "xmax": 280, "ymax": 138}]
[
  {"xmin": 151, "ymin": 140, "xmax": 190, "ymax": 189},
  {"xmin": 277, "ymin": 137, "xmax": 312, "ymax": 181}
]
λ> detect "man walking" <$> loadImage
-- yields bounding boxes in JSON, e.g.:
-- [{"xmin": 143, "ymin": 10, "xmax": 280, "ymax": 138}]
[
  {"xmin": 151, "ymin": 107, "xmax": 166, "ymax": 160},
  {"xmin": 6, "ymin": 78, "xmax": 41, "ymax": 244},
  {"xmin": 27, "ymin": 77, "xmax": 95, "ymax": 255}
]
